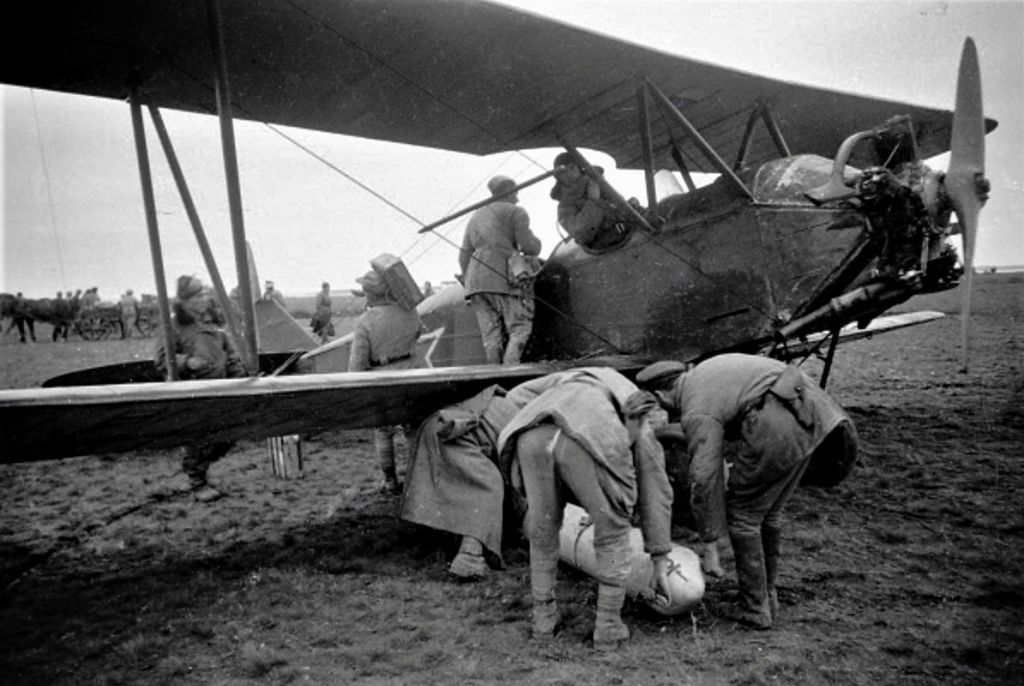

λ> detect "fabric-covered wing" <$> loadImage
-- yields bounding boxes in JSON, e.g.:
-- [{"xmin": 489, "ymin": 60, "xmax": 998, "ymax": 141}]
[
  {"xmin": 0, "ymin": 363, "xmax": 594, "ymax": 464},
  {"xmin": 0, "ymin": 0, "xmax": 987, "ymax": 172}
]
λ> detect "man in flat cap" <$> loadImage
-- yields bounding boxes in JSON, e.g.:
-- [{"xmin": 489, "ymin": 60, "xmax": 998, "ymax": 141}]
[
  {"xmin": 155, "ymin": 275, "xmax": 246, "ymax": 502},
  {"xmin": 350, "ymin": 267, "xmax": 423, "ymax": 494},
  {"xmin": 459, "ymin": 175, "xmax": 543, "ymax": 364},
  {"xmin": 637, "ymin": 353, "xmax": 857, "ymax": 630}
]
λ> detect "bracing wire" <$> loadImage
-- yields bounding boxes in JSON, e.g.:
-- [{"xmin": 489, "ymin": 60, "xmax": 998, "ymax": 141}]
[{"xmin": 30, "ymin": 89, "xmax": 68, "ymax": 291}]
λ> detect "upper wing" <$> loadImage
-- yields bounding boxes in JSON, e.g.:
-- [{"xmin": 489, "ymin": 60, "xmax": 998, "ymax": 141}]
[
  {"xmin": 0, "ymin": 363, "xmax": 602, "ymax": 464},
  {"xmin": 0, "ymin": 0, "xmax": 990, "ymax": 172}
]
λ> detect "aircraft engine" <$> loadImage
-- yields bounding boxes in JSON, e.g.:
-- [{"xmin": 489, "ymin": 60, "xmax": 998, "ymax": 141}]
[
  {"xmin": 558, "ymin": 503, "xmax": 705, "ymax": 616},
  {"xmin": 806, "ymin": 39, "xmax": 988, "ymax": 370}
]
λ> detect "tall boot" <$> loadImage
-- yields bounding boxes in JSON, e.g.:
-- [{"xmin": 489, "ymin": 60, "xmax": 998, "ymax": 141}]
[
  {"xmin": 529, "ymin": 543, "xmax": 561, "ymax": 638},
  {"xmin": 374, "ymin": 429, "xmax": 401, "ymax": 494},
  {"xmin": 762, "ymin": 524, "xmax": 782, "ymax": 621},
  {"xmin": 593, "ymin": 584, "xmax": 629, "ymax": 649},
  {"xmin": 723, "ymin": 533, "xmax": 773, "ymax": 630}
]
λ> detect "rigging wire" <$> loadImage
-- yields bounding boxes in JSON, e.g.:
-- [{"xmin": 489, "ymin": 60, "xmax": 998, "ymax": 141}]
[
  {"xmin": 30, "ymin": 89, "xmax": 68, "ymax": 291},
  {"xmin": 257, "ymin": 120, "xmax": 625, "ymax": 351}
]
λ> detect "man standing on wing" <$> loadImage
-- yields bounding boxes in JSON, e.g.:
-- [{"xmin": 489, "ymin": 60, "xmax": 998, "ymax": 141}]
[{"xmin": 459, "ymin": 175, "xmax": 542, "ymax": 364}]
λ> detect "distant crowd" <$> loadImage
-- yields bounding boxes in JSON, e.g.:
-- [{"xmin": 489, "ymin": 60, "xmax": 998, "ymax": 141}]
[{"xmin": 1, "ymin": 287, "xmax": 155, "ymax": 343}]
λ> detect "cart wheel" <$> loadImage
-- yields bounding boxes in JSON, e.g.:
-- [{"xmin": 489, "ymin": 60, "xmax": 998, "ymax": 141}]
[
  {"xmin": 137, "ymin": 317, "xmax": 157, "ymax": 337},
  {"xmin": 77, "ymin": 317, "xmax": 106, "ymax": 340}
]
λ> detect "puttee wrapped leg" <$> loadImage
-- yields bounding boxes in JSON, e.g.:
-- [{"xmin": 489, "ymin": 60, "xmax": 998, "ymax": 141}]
[{"xmin": 529, "ymin": 542, "xmax": 562, "ymax": 638}]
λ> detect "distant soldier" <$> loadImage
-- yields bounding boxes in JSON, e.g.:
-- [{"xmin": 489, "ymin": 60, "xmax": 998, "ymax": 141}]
[
  {"xmin": 261, "ymin": 280, "xmax": 286, "ymax": 308},
  {"xmin": 7, "ymin": 292, "xmax": 36, "ymax": 343},
  {"xmin": 51, "ymin": 291, "xmax": 69, "ymax": 342},
  {"xmin": 81, "ymin": 287, "xmax": 100, "ymax": 313},
  {"xmin": 119, "ymin": 289, "xmax": 139, "ymax": 339},
  {"xmin": 155, "ymin": 275, "xmax": 246, "ymax": 502},
  {"xmin": 350, "ymin": 267, "xmax": 423, "ymax": 494},
  {"xmin": 311, "ymin": 281, "xmax": 334, "ymax": 343}
]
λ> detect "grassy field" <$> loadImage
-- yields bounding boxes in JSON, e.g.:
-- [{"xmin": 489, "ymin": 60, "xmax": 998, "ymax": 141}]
[{"xmin": 0, "ymin": 273, "xmax": 1021, "ymax": 685}]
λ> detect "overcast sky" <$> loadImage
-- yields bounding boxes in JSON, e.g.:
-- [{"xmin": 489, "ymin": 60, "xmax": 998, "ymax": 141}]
[{"xmin": 2, "ymin": 0, "xmax": 1022, "ymax": 299}]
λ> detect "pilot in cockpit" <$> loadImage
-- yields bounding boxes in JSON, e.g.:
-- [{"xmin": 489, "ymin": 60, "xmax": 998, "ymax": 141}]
[{"xmin": 550, "ymin": 152, "xmax": 637, "ymax": 251}]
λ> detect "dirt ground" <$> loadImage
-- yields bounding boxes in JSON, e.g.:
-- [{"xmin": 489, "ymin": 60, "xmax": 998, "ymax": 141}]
[{"xmin": 1, "ymin": 273, "xmax": 1021, "ymax": 685}]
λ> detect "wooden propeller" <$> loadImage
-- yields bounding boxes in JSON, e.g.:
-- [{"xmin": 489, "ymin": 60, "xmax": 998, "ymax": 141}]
[{"xmin": 944, "ymin": 38, "xmax": 987, "ymax": 373}]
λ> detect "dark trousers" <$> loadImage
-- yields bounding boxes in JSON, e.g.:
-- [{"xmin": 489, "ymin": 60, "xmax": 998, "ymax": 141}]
[{"xmin": 182, "ymin": 442, "xmax": 234, "ymax": 488}]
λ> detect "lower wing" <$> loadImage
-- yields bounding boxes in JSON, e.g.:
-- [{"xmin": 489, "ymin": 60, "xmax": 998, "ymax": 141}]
[
  {"xmin": 0, "ymin": 363, "xmax": 587, "ymax": 464},
  {"xmin": 770, "ymin": 310, "xmax": 945, "ymax": 360}
]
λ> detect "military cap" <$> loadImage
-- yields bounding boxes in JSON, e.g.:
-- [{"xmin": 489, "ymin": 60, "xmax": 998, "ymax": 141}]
[
  {"xmin": 487, "ymin": 175, "xmax": 517, "ymax": 197},
  {"xmin": 635, "ymin": 360, "xmax": 688, "ymax": 390}
]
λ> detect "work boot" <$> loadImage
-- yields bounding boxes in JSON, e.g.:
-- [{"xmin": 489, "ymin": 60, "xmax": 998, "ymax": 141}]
[
  {"xmin": 529, "ymin": 544, "xmax": 561, "ymax": 638},
  {"xmin": 721, "ymin": 533, "xmax": 772, "ymax": 630},
  {"xmin": 593, "ymin": 584, "xmax": 629, "ymax": 649},
  {"xmin": 762, "ymin": 524, "xmax": 782, "ymax": 621},
  {"xmin": 449, "ymin": 537, "xmax": 488, "ymax": 580}
]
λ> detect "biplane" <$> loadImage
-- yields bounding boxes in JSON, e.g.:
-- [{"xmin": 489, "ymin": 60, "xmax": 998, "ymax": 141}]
[{"xmin": 0, "ymin": 0, "xmax": 993, "ymax": 463}]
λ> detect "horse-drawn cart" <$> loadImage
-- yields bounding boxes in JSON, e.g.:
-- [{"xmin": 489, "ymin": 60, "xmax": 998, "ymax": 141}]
[{"xmin": 74, "ymin": 302, "xmax": 159, "ymax": 340}]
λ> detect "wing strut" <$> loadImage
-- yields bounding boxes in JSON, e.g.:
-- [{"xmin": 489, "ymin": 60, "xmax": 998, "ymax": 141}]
[
  {"xmin": 636, "ymin": 86, "xmax": 658, "ymax": 211},
  {"xmin": 207, "ymin": 0, "xmax": 259, "ymax": 373},
  {"xmin": 146, "ymin": 104, "xmax": 249, "ymax": 367},
  {"xmin": 819, "ymin": 326, "xmax": 841, "ymax": 389},
  {"xmin": 646, "ymin": 80, "xmax": 753, "ymax": 200},
  {"xmin": 734, "ymin": 104, "xmax": 793, "ymax": 171},
  {"xmin": 760, "ymin": 105, "xmax": 792, "ymax": 158},
  {"xmin": 129, "ymin": 87, "xmax": 177, "ymax": 381},
  {"xmin": 735, "ymin": 107, "xmax": 760, "ymax": 171}
]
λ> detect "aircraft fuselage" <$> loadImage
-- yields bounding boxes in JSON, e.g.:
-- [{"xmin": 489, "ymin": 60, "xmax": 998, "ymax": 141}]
[{"xmin": 525, "ymin": 154, "xmax": 946, "ymax": 364}]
